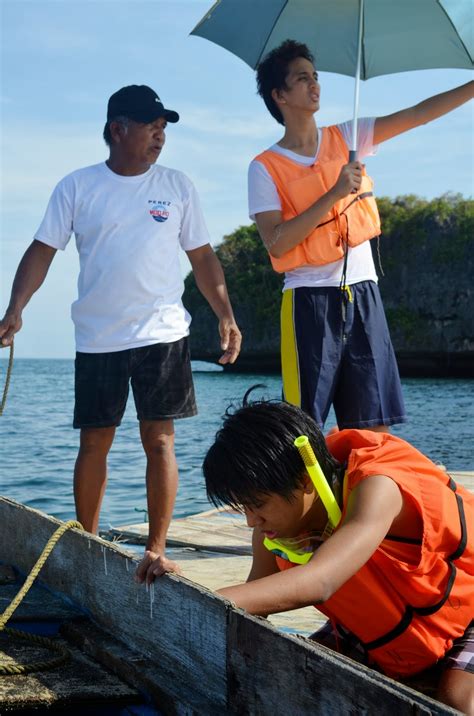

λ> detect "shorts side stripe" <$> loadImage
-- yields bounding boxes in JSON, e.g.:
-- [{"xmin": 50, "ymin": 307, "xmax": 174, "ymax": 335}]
[{"xmin": 281, "ymin": 289, "xmax": 301, "ymax": 407}]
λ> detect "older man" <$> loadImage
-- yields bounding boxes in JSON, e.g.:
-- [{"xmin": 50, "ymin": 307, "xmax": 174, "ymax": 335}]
[{"xmin": 0, "ymin": 84, "xmax": 241, "ymax": 580}]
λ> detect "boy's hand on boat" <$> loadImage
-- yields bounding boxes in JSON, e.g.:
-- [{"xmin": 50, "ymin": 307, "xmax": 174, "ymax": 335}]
[{"xmin": 134, "ymin": 549, "xmax": 182, "ymax": 585}]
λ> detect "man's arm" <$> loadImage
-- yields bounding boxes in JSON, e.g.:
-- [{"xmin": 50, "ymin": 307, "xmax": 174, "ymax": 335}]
[
  {"xmin": 217, "ymin": 475, "xmax": 403, "ymax": 615},
  {"xmin": 374, "ymin": 80, "xmax": 474, "ymax": 145},
  {"xmin": 186, "ymin": 244, "xmax": 242, "ymax": 365},
  {"xmin": 0, "ymin": 240, "xmax": 57, "ymax": 345}
]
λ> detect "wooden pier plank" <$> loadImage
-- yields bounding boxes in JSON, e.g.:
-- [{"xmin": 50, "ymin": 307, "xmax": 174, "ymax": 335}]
[{"xmin": 109, "ymin": 507, "xmax": 252, "ymax": 555}]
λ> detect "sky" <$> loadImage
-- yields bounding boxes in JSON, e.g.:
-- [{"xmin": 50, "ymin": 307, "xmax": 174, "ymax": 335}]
[{"xmin": 1, "ymin": 0, "xmax": 473, "ymax": 359}]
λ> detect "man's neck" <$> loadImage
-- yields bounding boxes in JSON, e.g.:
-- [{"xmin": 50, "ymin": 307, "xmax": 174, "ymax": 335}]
[
  {"xmin": 106, "ymin": 156, "xmax": 151, "ymax": 177},
  {"xmin": 278, "ymin": 115, "xmax": 319, "ymax": 157}
]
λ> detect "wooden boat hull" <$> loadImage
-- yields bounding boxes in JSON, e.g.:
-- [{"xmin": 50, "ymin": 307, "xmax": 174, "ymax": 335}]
[{"xmin": 0, "ymin": 497, "xmax": 457, "ymax": 715}]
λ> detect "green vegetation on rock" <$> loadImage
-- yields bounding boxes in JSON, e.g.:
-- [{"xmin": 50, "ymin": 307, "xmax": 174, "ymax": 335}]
[{"xmin": 184, "ymin": 194, "xmax": 473, "ymax": 374}]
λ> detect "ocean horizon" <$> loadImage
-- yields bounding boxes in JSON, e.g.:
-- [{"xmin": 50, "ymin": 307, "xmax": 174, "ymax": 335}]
[{"xmin": 0, "ymin": 358, "xmax": 472, "ymax": 532}]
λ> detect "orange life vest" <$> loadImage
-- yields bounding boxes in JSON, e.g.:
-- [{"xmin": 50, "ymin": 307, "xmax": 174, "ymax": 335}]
[
  {"xmin": 254, "ymin": 126, "xmax": 381, "ymax": 273},
  {"xmin": 275, "ymin": 430, "xmax": 474, "ymax": 678}
]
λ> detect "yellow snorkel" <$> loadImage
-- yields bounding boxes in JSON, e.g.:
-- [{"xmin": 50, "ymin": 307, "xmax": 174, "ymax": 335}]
[
  {"xmin": 294, "ymin": 435, "xmax": 341, "ymax": 528},
  {"xmin": 263, "ymin": 434, "xmax": 341, "ymax": 563}
]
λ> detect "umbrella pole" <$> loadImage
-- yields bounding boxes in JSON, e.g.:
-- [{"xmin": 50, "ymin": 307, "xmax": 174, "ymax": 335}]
[{"xmin": 349, "ymin": 0, "xmax": 364, "ymax": 162}]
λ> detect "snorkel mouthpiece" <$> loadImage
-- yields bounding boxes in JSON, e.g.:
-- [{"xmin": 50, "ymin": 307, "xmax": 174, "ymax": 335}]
[{"xmin": 294, "ymin": 435, "xmax": 342, "ymax": 528}]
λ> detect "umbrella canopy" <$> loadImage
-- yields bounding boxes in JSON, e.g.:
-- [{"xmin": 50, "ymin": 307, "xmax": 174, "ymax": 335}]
[
  {"xmin": 191, "ymin": 0, "xmax": 473, "ymax": 77},
  {"xmin": 191, "ymin": 0, "xmax": 473, "ymax": 155}
]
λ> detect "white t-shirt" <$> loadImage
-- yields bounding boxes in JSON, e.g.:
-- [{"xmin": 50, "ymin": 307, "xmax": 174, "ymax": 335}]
[
  {"xmin": 248, "ymin": 118, "xmax": 379, "ymax": 290},
  {"xmin": 35, "ymin": 162, "xmax": 210, "ymax": 352}
]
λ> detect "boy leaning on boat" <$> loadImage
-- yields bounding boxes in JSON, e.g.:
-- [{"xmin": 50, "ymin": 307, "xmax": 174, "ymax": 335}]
[
  {"xmin": 203, "ymin": 390, "xmax": 474, "ymax": 714},
  {"xmin": 0, "ymin": 84, "xmax": 241, "ymax": 581}
]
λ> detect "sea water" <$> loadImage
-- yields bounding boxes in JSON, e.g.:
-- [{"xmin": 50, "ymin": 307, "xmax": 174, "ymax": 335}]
[{"xmin": 0, "ymin": 359, "xmax": 472, "ymax": 531}]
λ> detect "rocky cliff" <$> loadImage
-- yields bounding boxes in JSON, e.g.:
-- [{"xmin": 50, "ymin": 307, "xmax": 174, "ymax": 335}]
[{"xmin": 183, "ymin": 195, "xmax": 473, "ymax": 377}]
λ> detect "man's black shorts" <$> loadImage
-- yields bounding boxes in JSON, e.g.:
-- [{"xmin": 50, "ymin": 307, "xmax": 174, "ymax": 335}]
[{"xmin": 73, "ymin": 338, "xmax": 197, "ymax": 428}]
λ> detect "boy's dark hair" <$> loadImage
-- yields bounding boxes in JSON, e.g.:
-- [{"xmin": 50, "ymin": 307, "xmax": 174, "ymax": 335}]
[
  {"xmin": 256, "ymin": 40, "xmax": 314, "ymax": 125},
  {"xmin": 203, "ymin": 386, "xmax": 342, "ymax": 511}
]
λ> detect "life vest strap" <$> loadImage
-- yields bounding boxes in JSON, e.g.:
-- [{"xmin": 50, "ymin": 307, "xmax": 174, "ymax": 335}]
[
  {"xmin": 447, "ymin": 478, "xmax": 467, "ymax": 560},
  {"xmin": 415, "ymin": 562, "xmax": 457, "ymax": 617},
  {"xmin": 364, "ymin": 606, "xmax": 414, "ymax": 652},
  {"xmin": 315, "ymin": 191, "xmax": 375, "ymax": 230}
]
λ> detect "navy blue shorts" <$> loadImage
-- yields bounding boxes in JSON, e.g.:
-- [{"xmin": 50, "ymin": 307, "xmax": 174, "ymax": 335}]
[
  {"xmin": 281, "ymin": 281, "xmax": 406, "ymax": 429},
  {"xmin": 73, "ymin": 337, "xmax": 197, "ymax": 429}
]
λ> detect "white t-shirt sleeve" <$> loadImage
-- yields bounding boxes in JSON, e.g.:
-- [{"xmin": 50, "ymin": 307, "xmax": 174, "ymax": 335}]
[
  {"xmin": 179, "ymin": 177, "xmax": 211, "ymax": 251},
  {"xmin": 337, "ymin": 117, "xmax": 378, "ymax": 159},
  {"xmin": 34, "ymin": 176, "xmax": 75, "ymax": 251},
  {"xmin": 248, "ymin": 159, "xmax": 282, "ymax": 220}
]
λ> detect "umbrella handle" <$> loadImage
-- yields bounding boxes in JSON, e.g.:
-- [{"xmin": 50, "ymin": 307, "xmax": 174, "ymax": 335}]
[{"xmin": 348, "ymin": 150, "xmax": 359, "ymax": 193}]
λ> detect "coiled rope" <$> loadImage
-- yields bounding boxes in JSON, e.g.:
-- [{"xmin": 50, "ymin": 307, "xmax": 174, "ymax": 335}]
[
  {"xmin": 0, "ymin": 519, "xmax": 83, "ymax": 675},
  {"xmin": 0, "ymin": 340, "xmax": 14, "ymax": 416}
]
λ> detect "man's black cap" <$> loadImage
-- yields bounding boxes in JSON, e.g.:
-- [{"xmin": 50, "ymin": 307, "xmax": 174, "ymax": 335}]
[{"xmin": 107, "ymin": 85, "xmax": 179, "ymax": 124}]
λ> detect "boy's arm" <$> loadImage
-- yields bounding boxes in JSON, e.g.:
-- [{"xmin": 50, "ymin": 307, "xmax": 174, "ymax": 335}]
[
  {"xmin": 373, "ymin": 80, "xmax": 473, "ymax": 145},
  {"xmin": 254, "ymin": 160, "xmax": 363, "ymax": 259},
  {"xmin": 246, "ymin": 527, "xmax": 280, "ymax": 583},
  {"xmin": 218, "ymin": 475, "xmax": 403, "ymax": 615}
]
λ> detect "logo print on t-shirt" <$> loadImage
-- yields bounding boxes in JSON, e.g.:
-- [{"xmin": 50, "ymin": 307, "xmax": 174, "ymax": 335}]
[{"xmin": 148, "ymin": 200, "xmax": 171, "ymax": 223}]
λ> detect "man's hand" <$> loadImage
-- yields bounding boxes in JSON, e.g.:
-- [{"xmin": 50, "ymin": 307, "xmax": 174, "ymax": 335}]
[
  {"xmin": 134, "ymin": 549, "xmax": 182, "ymax": 585},
  {"xmin": 0, "ymin": 240, "xmax": 57, "ymax": 347},
  {"xmin": 218, "ymin": 316, "xmax": 242, "ymax": 365},
  {"xmin": 0, "ymin": 310, "xmax": 22, "ymax": 347},
  {"xmin": 186, "ymin": 244, "xmax": 242, "ymax": 364}
]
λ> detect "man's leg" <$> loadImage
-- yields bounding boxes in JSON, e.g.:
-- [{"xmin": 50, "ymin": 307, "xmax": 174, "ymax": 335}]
[
  {"xmin": 73, "ymin": 349, "xmax": 130, "ymax": 533},
  {"xmin": 139, "ymin": 419, "xmax": 177, "ymax": 555},
  {"xmin": 130, "ymin": 340, "xmax": 197, "ymax": 582},
  {"xmin": 74, "ymin": 426, "xmax": 115, "ymax": 533}
]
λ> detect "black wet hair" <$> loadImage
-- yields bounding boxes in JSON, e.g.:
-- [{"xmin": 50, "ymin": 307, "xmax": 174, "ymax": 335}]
[
  {"xmin": 203, "ymin": 386, "xmax": 342, "ymax": 511},
  {"xmin": 256, "ymin": 39, "xmax": 315, "ymax": 125}
]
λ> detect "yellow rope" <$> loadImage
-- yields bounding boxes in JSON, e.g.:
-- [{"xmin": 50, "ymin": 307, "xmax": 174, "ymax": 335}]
[
  {"xmin": 0, "ymin": 340, "xmax": 14, "ymax": 416},
  {"xmin": 0, "ymin": 519, "xmax": 83, "ymax": 675},
  {"xmin": 0, "ymin": 630, "xmax": 70, "ymax": 675}
]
